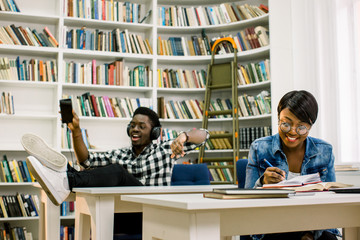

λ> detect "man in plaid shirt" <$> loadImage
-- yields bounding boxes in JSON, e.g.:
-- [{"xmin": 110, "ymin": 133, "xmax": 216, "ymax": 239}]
[{"xmin": 22, "ymin": 107, "xmax": 209, "ymax": 206}]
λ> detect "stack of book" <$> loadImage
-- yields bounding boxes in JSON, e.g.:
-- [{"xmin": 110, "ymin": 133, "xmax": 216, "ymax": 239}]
[
  {"xmin": 0, "ymin": 25, "xmax": 58, "ymax": 47},
  {"xmin": 204, "ymin": 188, "xmax": 294, "ymax": 199}
]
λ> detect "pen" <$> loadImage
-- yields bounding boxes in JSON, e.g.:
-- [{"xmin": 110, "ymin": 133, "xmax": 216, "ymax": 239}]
[
  {"xmin": 263, "ymin": 159, "xmax": 285, "ymax": 179},
  {"xmin": 263, "ymin": 159, "xmax": 273, "ymax": 168}
]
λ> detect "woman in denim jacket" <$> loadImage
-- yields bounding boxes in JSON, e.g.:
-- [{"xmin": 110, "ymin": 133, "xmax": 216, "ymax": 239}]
[{"xmin": 245, "ymin": 90, "xmax": 339, "ymax": 240}]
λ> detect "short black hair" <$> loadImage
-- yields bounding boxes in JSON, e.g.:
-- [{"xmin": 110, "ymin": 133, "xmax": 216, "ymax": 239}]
[
  {"xmin": 277, "ymin": 90, "xmax": 318, "ymax": 125},
  {"xmin": 133, "ymin": 107, "xmax": 161, "ymax": 128}
]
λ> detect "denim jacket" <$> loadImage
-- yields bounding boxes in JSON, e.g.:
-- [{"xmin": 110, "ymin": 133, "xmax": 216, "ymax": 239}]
[{"xmin": 245, "ymin": 134, "xmax": 339, "ymax": 240}]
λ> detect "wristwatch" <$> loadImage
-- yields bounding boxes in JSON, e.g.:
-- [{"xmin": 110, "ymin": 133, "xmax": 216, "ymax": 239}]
[{"xmin": 179, "ymin": 131, "xmax": 189, "ymax": 142}]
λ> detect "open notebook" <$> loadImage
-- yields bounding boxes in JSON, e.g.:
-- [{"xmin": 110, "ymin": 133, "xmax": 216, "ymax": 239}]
[
  {"xmin": 261, "ymin": 173, "xmax": 353, "ymax": 192},
  {"xmin": 262, "ymin": 172, "xmax": 322, "ymax": 188}
]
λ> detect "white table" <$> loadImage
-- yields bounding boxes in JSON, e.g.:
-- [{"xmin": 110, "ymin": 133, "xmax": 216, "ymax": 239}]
[
  {"xmin": 72, "ymin": 185, "xmax": 234, "ymax": 240},
  {"xmin": 121, "ymin": 192, "xmax": 360, "ymax": 240}
]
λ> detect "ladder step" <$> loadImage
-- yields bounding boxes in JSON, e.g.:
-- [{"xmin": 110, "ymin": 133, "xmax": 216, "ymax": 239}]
[
  {"xmin": 202, "ymin": 157, "xmax": 233, "ymax": 162},
  {"xmin": 209, "ymin": 84, "xmax": 232, "ymax": 89},
  {"xmin": 207, "ymin": 110, "xmax": 232, "ymax": 116},
  {"xmin": 210, "ymin": 133, "xmax": 232, "ymax": 138}
]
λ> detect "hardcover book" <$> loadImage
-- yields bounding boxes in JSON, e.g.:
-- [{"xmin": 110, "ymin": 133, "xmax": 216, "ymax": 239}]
[{"xmin": 204, "ymin": 188, "xmax": 295, "ymax": 199}]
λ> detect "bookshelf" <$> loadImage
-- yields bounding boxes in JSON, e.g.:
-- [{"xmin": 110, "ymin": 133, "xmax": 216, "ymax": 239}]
[
  {"xmin": 156, "ymin": 0, "xmax": 271, "ymax": 183},
  {"xmin": 0, "ymin": 182, "xmax": 41, "ymax": 239},
  {"xmin": 0, "ymin": 0, "xmax": 271, "ymax": 238}
]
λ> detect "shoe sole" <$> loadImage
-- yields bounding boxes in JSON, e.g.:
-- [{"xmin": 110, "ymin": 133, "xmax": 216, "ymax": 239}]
[
  {"xmin": 21, "ymin": 133, "xmax": 67, "ymax": 171},
  {"xmin": 26, "ymin": 157, "xmax": 61, "ymax": 206}
]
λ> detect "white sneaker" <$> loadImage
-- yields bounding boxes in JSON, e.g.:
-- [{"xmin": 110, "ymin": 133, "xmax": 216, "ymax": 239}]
[
  {"xmin": 21, "ymin": 133, "xmax": 67, "ymax": 172},
  {"xmin": 26, "ymin": 156, "xmax": 70, "ymax": 206}
]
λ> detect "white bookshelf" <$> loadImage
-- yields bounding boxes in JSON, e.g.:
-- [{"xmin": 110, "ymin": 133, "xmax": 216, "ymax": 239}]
[
  {"xmin": 0, "ymin": 183, "xmax": 41, "ymax": 239},
  {"xmin": 0, "ymin": 0, "xmax": 271, "ymax": 239}
]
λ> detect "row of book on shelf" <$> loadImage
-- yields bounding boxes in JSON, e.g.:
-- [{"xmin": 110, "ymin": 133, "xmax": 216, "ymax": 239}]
[
  {"xmin": 0, "ymin": 155, "xmax": 34, "ymax": 183},
  {"xmin": 60, "ymin": 225, "xmax": 74, "ymax": 240},
  {"xmin": 1, "ymin": 57, "xmax": 269, "ymax": 88},
  {"xmin": 203, "ymin": 127, "xmax": 272, "ymax": 151},
  {"xmin": 60, "ymin": 201, "xmax": 75, "ymax": 217},
  {"xmin": 64, "ymin": 60, "xmax": 152, "ymax": 87},
  {"xmin": 238, "ymin": 91, "xmax": 271, "ymax": 117},
  {"xmin": 157, "ymin": 26, "xmax": 269, "ymax": 57},
  {"xmin": 158, "ymin": 68, "xmax": 206, "ymax": 89},
  {"xmin": 157, "ymin": 92, "xmax": 271, "ymax": 120},
  {"xmin": 61, "ymin": 125, "xmax": 272, "ymax": 151},
  {"xmin": 0, "ymin": 192, "xmax": 40, "ymax": 218},
  {"xmin": 63, "ymin": 93, "xmax": 152, "ymax": 118},
  {"xmin": 158, "ymin": 3, "xmax": 268, "ymax": 27},
  {"xmin": 158, "ymin": 98, "xmax": 203, "ymax": 120},
  {"xmin": 0, "ymin": 92, "xmax": 14, "ymax": 115},
  {"xmin": 0, "ymin": 0, "xmax": 19, "ymax": 12},
  {"xmin": 208, "ymin": 162, "xmax": 234, "ymax": 183},
  {"xmin": 237, "ymin": 60, "xmax": 270, "ymax": 85},
  {"xmin": 64, "ymin": 0, "xmax": 149, "ymax": 24},
  {"xmin": 205, "ymin": 131, "xmax": 232, "ymax": 150},
  {"xmin": 157, "ymin": 58, "xmax": 270, "ymax": 89},
  {"xmin": 158, "ymin": 128, "xmax": 179, "ymax": 142},
  {"xmin": 0, "ymin": 222, "xmax": 33, "ymax": 240},
  {"xmin": 239, "ymin": 126, "xmax": 272, "ymax": 150},
  {"xmin": 61, "ymin": 125, "xmax": 93, "ymax": 150},
  {"xmin": 64, "ymin": 27, "xmax": 152, "ymax": 54},
  {"xmin": 0, "ymin": 24, "xmax": 58, "ymax": 47},
  {"xmin": 0, "ymin": 57, "xmax": 58, "ymax": 82}
]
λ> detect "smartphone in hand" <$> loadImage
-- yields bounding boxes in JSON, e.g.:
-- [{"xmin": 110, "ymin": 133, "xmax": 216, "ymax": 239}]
[{"xmin": 59, "ymin": 99, "xmax": 73, "ymax": 124}]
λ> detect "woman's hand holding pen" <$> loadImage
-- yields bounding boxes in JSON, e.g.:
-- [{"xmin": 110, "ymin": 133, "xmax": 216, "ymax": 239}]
[{"xmin": 262, "ymin": 159, "xmax": 286, "ymax": 184}]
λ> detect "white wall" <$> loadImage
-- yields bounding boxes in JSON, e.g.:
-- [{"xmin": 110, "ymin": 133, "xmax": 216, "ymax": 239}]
[{"xmin": 269, "ymin": 0, "xmax": 343, "ymax": 162}]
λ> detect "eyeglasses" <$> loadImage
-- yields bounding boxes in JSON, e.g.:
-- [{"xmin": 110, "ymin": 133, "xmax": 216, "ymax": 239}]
[{"xmin": 279, "ymin": 122, "xmax": 309, "ymax": 136}]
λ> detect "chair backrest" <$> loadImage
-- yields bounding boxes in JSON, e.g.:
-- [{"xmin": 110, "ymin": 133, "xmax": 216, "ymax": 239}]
[
  {"xmin": 171, "ymin": 164, "xmax": 211, "ymax": 185},
  {"xmin": 236, "ymin": 159, "xmax": 248, "ymax": 188}
]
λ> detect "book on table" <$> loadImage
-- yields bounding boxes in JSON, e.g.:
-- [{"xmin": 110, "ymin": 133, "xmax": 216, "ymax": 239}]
[
  {"xmin": 328, "ymin": 187, "xmax": 360, "ymax": 193},
  {"xmin": 278, "ymin": 182, "xmax": 354, "ymax": 192},
  {"xmin": 262, "ymin": 172, "xmax": 322, "ymax": 188},
  {"xmin": 203, "ymin": 188, "xmax": 295, "ymax": 199},
  {"xmin": 261, "ymin": 172, "xmax": 353, "ymax": 192}
]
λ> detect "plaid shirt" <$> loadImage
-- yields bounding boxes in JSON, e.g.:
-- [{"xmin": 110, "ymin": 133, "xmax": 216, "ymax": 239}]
[{"xmin": 81, "ymin": 140, "xmax": 202, "ymax": 186}]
